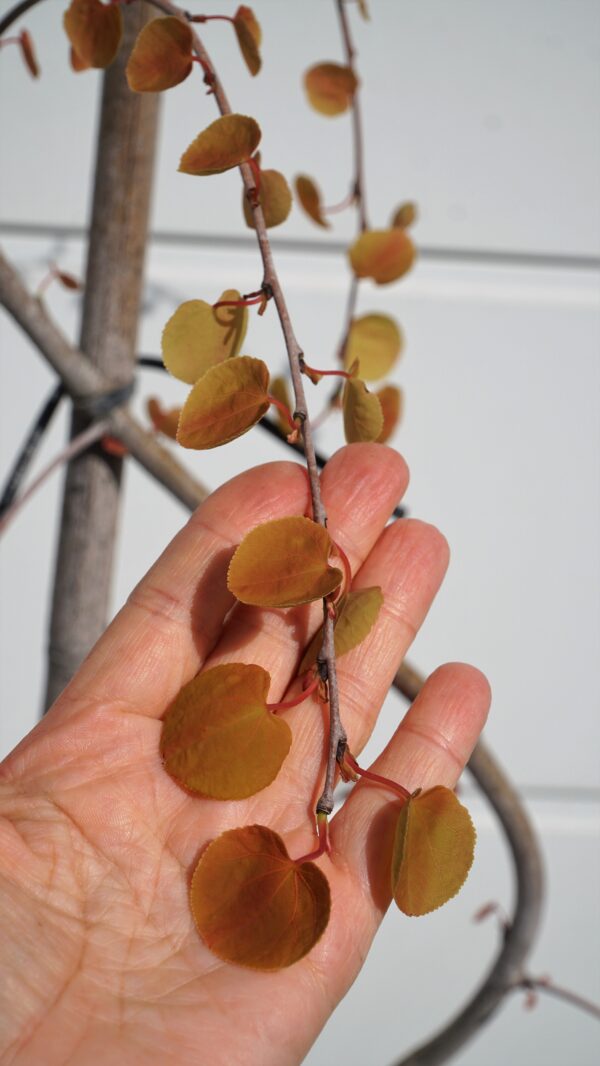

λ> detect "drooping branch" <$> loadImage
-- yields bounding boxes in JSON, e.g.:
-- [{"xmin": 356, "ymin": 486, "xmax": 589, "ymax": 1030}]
[
  {"xmin": 392, "ymin": 663, "xmax": 544, "ymax": 1066},
  {"xmin": 143, "ymin": 0, "xmax": 345, "ymax": 815},
  {"xmin": 0, "ymin": 246, "xmax": 547, "ymax": 1062}
]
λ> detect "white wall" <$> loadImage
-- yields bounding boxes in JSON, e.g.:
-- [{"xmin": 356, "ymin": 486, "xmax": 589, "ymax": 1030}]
[{"xmin": 1, "ymin": 2, "xmax": 599, "ymax": 1064}]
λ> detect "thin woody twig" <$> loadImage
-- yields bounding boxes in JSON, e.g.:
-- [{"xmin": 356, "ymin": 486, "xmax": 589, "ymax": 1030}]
[
  {"xmin": 144, "ymin": 0, "xmax": 345, "ymax": 814},
  {"xmin": 0, "ymin": 418, "xmax": 109, "ymax": 537},
  {"xmin": 0, "ymin": 0, "xmax": 42, "ymax": 36},
  {"xmin": 514, "ymin": 976, "xmax": 600, "ymax": 1021}
]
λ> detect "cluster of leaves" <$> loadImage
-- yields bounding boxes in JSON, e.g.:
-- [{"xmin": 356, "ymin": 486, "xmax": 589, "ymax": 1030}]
[{"xmin": 23, "ymin": 1, "xmax": 476, "ymax": 972}]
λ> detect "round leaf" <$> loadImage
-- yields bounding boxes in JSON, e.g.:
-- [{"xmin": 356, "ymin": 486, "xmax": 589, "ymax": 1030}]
[
  {"xmin": 233, "ymin": 5, "xmax": 262, "ymax": 76},
  {"xmin": 177, "ymin": 355, "xmax": 270, "ymax": 450},
  {"xmin": 348, "ymin": 228, "xmax": 416, "ymax": 285},
  {"xmin": 343, "ymin": 376, "xmax": 384, "ymax": 443},
  {"xmin": 391, "ymin": 201, "xmax": 418, "ymax": 229},
  {"xmin": 162, "ymin": 291, "xmax": 248, "ymax": 384},
  {"xmin": 294, "ymin": 174, "xmax": 330, "ymax": 229},
  {"xmin": 243, "ymin": 168, "xmax": 292, "ymax": 229},
  {"xmin": 345, "ymin": 313, "xmax": 403, "ymax": 381},
  {"xmin": 228, "ymin": 515, "xmax": 343, "ymax": 608},
  {"xmin": 63, "ymin": 0, "xmax": 123, "ymax": 69},
  {"xmin": 298, "ymin": 586, "xmax": 384, "ymax": 674},
  {"xmin": 392, "ymin": 786, "xmax": 476, "ymax": 916},
  {"xmin": 304, "ymin": 62, "xmax": 358, "ymax": 116},
  {"xmin": 147, "ymin": 397, "xmax": 181, "ymax": 440},
  {"xmin": 126, "ymin": 16, "xmax": 193, "ymax": 92},
  {"xmin": 191, "ymin": 824, "xmax": 331, "ymax": 970},
  {"xmin": 160, "ymin": 664, "xmax": 291, "ymax": 800},
  {"xmin": 179, "ymin": 114, "xmax": 261, "ymax": 176},
  {"xmin": 376, "ymin": 385, "xmax": 403, "ymax": 443}
]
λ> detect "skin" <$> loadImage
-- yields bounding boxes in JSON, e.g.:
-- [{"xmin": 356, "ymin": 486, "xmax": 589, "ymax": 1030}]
[{"xmin": 0, "ymin": 444, "xmax": 490, "ymax": 1065}]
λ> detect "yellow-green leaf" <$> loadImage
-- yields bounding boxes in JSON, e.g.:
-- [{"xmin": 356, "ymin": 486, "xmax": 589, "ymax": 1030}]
[
  {"xmin": 160, "ymin": 663, "xmax": 291, "ymax": 800},
  {"xmin": 147, "ymin": 396, "xmax": 181, "ymax": 440},
  {"xmin": 358, "ymin": 0, "xmax": 370, "ymax": 19},
  {"xmin": 177, "ymin": 355, "xmax": 270, "ymax": 449},
  {"xmin": 126, "ymin": 16, "xmax": 193, "ymax": 92},
  {"xmin": 392, "ymin": 786, "xmax": 476, "ymax": 916},
  {"xmin": 191, "ymin": 824, "xmax": 331, "ymax": 970},
  {"xmin": 348, "ymin": 228, "xmax": 416, "ymax": 285},
  {"xmin": 304, "ymin": 62, "xmax": 358, "ymax": 116},
  {"xmin": 294, "ymin": 174, "xmax": 330, "ymax": 229},
  {"xmin": 343, "ymin": 376, "xmax": 383, "ymax": 443},
  {"xmin": 244, "ymin": 168, "xmax": 292, "ymax": 229},
  {"xmin": 270, "ymin": 375, "xmax": 293, "ymax": 436},
  {"xmin": 228, "ymin": 515, "xmax": 343, "ymax": 608},
  {"xmin": 63, "ymin": 0, "xmax": 122, "ymax": 69},
  {"xmin": 391, "ymin": 201, "xmax": 418, "ymax": 229},
  {"xmin": 345, "ymin": 313, "xmax": 403, "ymax": 381},
  {"xmin": 162, "ymin": 291, "xmax": 248, "ymax": 384},
  {"xmin": 179, "ymin": 114, "xmax": 261, "ymax": 176},
  {"xmin": 376, "ymin": 385, "xmax": 403, "ymax": 443},
  {"xmin": 298, "ymin": 586, "xmax": 383, "ymax": 674},
  {"xmin": 233, "ymin": 5, "xmax": 261, "ymax": 76}
]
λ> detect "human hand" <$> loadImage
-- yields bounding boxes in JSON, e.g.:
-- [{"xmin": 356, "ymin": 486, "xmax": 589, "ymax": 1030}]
[{"xmin": 0, "ymin": 444, "xmax": 489, "ymax": 1066}]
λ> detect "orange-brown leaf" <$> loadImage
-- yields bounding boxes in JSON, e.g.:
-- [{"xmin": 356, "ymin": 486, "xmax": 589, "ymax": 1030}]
[
  {"xmin": 179, "ymin": 114, "xmax": 261, "ymax": 176},
  {"xmin": 160, "ymin": 664, "xmax": 291, "ymax": 799},
  {"xmin": 19, "ymin": 30, "xmax": 40, "ymax": 78},
  {"xmin": 233, "ymin": 5, "xmax": 261, "ymax": 76},
  {"xmin": 162, "ymin": 291, "xmax": 248, "ymax": 384},
  {"xmin": 63, "ymin": 0, "xmax": 123, "ymax": 69},
  {"xmin": 294, "ymin": 174, "xmax": 329, "ymax": 229},
  {"xmin": 391, "ymin": 201, "xmax": 418, "ymax": 229},
  {"xmin": 304, "ymin": 62, "xmax": 358, "ymax": 116},
  {"xmin": 191, "ymin": 824, "xmax": 331, "ymax": 969},
  {"xmin": 126, "ymin": 16, "xmax": 193, "ymax": 92},
  {"xmin": 342, "ymin": 376, "xmax": 383, "ymax": 443},
  {"xmin": 392, "ymin": 786, "xmax": 476, "ymax": 916},
  {"xmin": 376, "ymin": 385, "xmax": 403, "ymax": 443},
  {"xmin": 298, "ymin": 586, "xmax": 383, "ymax": 674},
  {"xmin": 348, "ymin": 228, "xmax": 416, "ymax": 285},
  {"xmin": 228, "ymin": 515, "xmax": 343, "ymax": 608},
  {"xmin": 147, "ymin": 397, "xmax": 181, "ymax": 440},
  {"xmin": 70, "ymin": 45, "xmax": 89, "ymax": 72},
  {"xmin": 345, "ymin": 313, "xmax": 403, "ymax": 381},
  {"xmin": 243, "ymin": 168, "xmax": 292, "ymax": 229},
  {"xmin": 177, "ymin": 355, "xmax": 269, "ymax": 449}
]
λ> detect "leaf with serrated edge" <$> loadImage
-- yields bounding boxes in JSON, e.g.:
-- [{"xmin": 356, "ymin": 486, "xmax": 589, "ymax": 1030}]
[
  {"xmin": 126, "ymin": 16, "xmax": 193, "ymax": 92},
  {"xmin": 233, "ymin": 5, "xmax": 261, "ymax": 76},
  {"xmin": 392, "ymin": 787, "xmax": 476, "ymax": 916},
  {"xmin": 179, "ymin": 114, "xmax": 261, "ymax": 176},
  {"xmin": 343, "ymin": 376, "xmax": 383, "ymax": 443},
  {"xmin": 160, "ymin": 664, "xmax": 291, "ymax": 799},
  {"xmin": 191, "ymin": 824, "xmax": 331, "ymax": 969},
  {"xmin": 162, "ymin": 291, "xmax": 248, "ymax": 384},
  {"xmin": 304, "ymin": 62, "xmax": 358, "ymax": 116},
  {"xmin": 298, "ymin": 587, "xmax": 383, "ymax": 674},
  {"xmin": 376, "ymin": 385, "xmax": 403, "ymax": 443},
  {"xmin": 345, "ymin": 313, "xmax": 403, "ymax": 381},
  {"xmin": 348, "ymin": 228, "xmax": 416, "ymax": 285},
  {"xmin": 244, "ymin": 169, "xmax": 292, "ymax": 229},
  {"xmin": 228, "ymin": 515, "xmax": 342, "ymax": 608},
  {"xmin": 177, "ymin": 356, "xmax": 269, "ymax": 450},
  {"xmin": 63, "ymin": 0, "xmax": 123, "ymax": 69},
  {"xmin": 294, "ymin": 175, "xmax": 330, "ymax": 229}
]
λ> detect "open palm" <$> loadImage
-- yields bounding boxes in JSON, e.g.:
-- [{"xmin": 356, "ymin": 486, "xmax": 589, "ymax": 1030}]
[{"xmin": 0, "ymin": 444, "xmax": 489, "ymax": 1066}]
